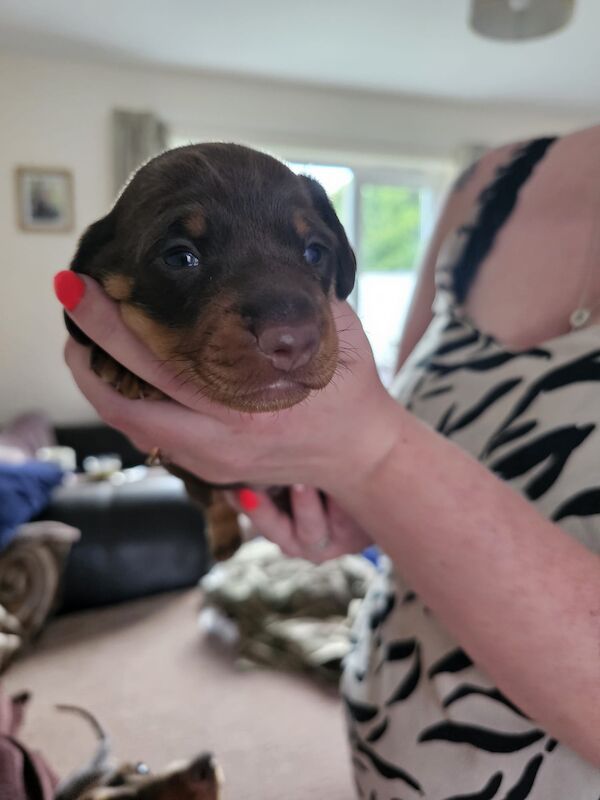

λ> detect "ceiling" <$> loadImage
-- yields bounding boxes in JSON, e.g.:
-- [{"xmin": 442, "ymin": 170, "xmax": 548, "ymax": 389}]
[{"xmin": 1, "ymin": 0, "xmax": 599, "ymax": 109}]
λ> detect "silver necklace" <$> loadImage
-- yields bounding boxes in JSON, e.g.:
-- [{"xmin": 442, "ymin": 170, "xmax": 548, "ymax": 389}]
[
  {"xmin": 569, "ymin": 307, "xmax": 594, "ymax": 330},
  {"xmin": 569, "ymin": 205, "xmax": 600, "ymax": 330}
]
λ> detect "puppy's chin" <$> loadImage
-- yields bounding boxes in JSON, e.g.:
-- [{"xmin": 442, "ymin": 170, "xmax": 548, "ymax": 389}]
[
  {"xmin": 216, "ymin": 380, "xmax": 312, "ymax": 413},
  {"xmin": 191, "ymin": 350, "xmax": 340, "ymax": 411},
  {"xmin": 190, "ymin": 374, "xmax": 318, "ymax": 412},
  {"xmin": 186, "ymin": 339, "xmax": 340, "ymax": 411}
]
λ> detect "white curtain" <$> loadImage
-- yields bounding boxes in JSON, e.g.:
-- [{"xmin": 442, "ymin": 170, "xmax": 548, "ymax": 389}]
[{"xmin": 113, "ymin": 109, "xmax": 169, "ymax": 195}]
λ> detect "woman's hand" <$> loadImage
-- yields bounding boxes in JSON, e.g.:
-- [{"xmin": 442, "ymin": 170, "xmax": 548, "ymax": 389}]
[
  {"xmin": 224, "ymin": 485, "xmax": 373, "ymax": 563},
  {"xmin": 57, "ymin": 273, "xmax": 402, "ymax": 494}
]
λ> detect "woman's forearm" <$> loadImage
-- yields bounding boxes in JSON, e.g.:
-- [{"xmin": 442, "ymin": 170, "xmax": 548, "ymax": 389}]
[{"xmin": 331, "ymin": 404, "xmax": 600, "ymax": 765}]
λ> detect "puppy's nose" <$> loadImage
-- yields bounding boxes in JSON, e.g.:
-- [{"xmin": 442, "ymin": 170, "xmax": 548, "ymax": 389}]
[{"xmin": 257, "ymin": 322, "xmax": 319, "ymax": 372}]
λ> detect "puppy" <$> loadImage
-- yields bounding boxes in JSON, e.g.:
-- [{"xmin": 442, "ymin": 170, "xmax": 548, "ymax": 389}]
[{"xmin": 66, "ymin": 143, "xmax": 356, "ymax": 560}]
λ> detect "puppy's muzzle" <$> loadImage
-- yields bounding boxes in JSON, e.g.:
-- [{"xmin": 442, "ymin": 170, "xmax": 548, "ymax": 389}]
[{"xmin": 241, "ymin": 288, "xmax": 322, "ymax": 374}]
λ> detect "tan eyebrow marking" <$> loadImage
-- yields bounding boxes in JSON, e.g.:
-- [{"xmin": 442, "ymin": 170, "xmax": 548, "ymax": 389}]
[
  {"xmin": 184, "ymin": 211, "xmax": 207, "ymax": 238},
  {"xmin": 293, "ymin": 211, "xmax": 311, "ymax": 238}
]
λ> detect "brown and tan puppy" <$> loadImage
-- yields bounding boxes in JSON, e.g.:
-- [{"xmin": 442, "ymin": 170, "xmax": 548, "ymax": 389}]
[
  {"xmin": 64, "ymin": 755, "xmax": 222, "ymax": 800},
  {"xmin": 54, "ymin": 705, "xmax": 222, "ymax": 800},
  {"xmin": 66, "ymin": 143, "xmax": 356, "ymax": 560}
]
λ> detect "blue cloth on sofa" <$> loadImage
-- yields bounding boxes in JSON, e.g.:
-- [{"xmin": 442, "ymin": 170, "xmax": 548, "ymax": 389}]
[{"xmin": 0, "ymin": 461, "xmax": 64, "ymax": 550}]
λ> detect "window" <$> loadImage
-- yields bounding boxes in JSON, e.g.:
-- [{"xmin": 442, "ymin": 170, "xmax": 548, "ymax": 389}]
[{"xmin": 287, "ymin": 160, "xmax": 446, "ymax": 383}]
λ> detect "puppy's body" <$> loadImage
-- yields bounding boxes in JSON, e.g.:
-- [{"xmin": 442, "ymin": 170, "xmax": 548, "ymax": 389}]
[{"xmin": 67, "ymin": 143, "xmax": 356, "ymax": 559}]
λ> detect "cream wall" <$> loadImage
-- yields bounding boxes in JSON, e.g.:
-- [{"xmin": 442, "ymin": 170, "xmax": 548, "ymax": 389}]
[{"xmin": 0, "ymin": 50, "xmax": 597, "ymax": 425}]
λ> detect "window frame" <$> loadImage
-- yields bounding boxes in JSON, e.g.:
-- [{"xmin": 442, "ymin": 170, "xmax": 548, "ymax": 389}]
[{"xmin": 283, "ymin": 155, "xmax": 452, "ymax": 311}]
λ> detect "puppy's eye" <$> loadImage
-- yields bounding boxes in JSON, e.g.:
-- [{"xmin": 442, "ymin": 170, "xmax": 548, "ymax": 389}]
[
  {"xmin": 303, "ymin": 244, "xmax": 324, "ymax": 265},
  {"xmin": 163, "ymin": 247, "xmax": 200, "ymax": 268}
]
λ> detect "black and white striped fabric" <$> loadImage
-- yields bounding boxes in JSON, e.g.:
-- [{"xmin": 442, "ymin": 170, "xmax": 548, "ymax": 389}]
[{"xmin": 342, "ymin": 140, "xmax": 600, "ymax": 799}]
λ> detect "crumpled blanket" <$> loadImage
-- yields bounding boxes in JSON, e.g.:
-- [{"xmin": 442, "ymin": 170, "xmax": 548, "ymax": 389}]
[
  {"xmin": 200, "ymin": 539, "xmax": 375, "ymax": 683},
  {"xmin": 0, "ymin": 521, "xmax": 79, "ymax": 673}
]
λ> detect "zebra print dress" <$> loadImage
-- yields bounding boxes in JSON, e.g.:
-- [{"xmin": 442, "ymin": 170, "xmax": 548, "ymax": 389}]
[{"xmin": 341, "ymin": 139, "xmax": 600, "ymax": 799}]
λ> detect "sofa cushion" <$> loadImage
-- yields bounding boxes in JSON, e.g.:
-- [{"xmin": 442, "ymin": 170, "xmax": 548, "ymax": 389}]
[
  {"xmin": 55, "ymin": 424, "xmax": 146, "ymax": 470},
  {"xmin": 0, "ymin": 462, "xmax": 64, "ymax": 549},
  {"xmin": 44, "ymin": 470, "xmax": 209, "ymax": 611}
]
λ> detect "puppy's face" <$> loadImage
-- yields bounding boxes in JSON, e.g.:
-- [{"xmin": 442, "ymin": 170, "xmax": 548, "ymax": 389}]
[{"xmin": 70, "ymin": 143, "xmax": 356, "ymax": 412}]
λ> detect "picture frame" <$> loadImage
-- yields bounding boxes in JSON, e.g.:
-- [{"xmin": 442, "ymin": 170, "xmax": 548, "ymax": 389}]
[{"xmin": 16, "ymin": 166, "xmax": 74, "ymax": 233}]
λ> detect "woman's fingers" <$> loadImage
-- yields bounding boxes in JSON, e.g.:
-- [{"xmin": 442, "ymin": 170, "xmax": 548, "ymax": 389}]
[
  {"xmin": 289, "ymin": 485, "xmax": 331, "ymax": 551},
  {"xmin": 224, "ymin": 490, "xmax": 304, "ymax": 558},
  {"xmin": 60, "ymin": 275, "xmax": 172, "ymax": 387},
  {"xmin": 64, "ymin": 336, "xmax": 232, "ymax": 479},
  {"xmin": 290, "ymin": 484, "xmax": 354, "ymax": 563},
  {"xmin": 224, "ymin": 486, "xmax": 351, "ymax": 564},
  {"xmin": 328, "ymin": 496, "xmax": 373, "ymax": 552},
  {"xmin": 63, "ymin": 336, "xmax": 149, "ymax": 441},
  {"xmin": 57, "ymin": 274, "xmax": 220, "ymax": 412}
]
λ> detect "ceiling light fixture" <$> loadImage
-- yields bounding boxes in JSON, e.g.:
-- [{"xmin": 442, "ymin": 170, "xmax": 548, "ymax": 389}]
[{"xmin": 470, "ymin": 0, "xmax": 576, "ymax": 41}]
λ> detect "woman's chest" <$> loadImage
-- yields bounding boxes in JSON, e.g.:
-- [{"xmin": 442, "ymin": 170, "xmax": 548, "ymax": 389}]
[
  {"xmin": 393, "ymin": 314, "xmax": 600, "ymax": 550},
  {"xmin": 463, "ymin": 212, "xmax": 600, "ymax": 350}
]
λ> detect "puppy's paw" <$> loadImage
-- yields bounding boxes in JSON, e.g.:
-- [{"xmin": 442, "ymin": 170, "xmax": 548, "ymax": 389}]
[{"xmin": 90, "ymin": 346, "xmax": 164, "ymax": 400}]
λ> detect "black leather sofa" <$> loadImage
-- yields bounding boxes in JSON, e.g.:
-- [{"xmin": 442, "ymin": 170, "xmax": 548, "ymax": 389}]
[{"xmin": 40, "ymin": 424, "xmax": 210, "ymax": 613}]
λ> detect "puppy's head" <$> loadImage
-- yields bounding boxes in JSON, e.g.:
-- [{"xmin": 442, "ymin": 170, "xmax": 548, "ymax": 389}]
[
  {"xmin": 80, "ymin": 753, "xmax": 222, "ymax": 799},
  {"xmin": 70, "ymin": 143, "xmax": 356, "ymax": 411}
]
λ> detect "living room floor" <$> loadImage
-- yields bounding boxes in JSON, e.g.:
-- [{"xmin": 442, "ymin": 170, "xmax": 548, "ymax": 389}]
[{"xmin": 5, "ymin": 589, "xmax": 355, "ymax": 799}]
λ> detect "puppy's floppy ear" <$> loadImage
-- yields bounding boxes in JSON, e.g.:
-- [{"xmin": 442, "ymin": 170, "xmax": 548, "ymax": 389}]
[
  {"xmin": 299, "ymin": 175, "xmax": 356, "ymax": 299},
  {"xmin": 65, "ymin": 209, "xmax": 118, "ymax": 345},
  {"xmin": 70, "ymin": 208, "xmax": 117, "ymax": 277}
]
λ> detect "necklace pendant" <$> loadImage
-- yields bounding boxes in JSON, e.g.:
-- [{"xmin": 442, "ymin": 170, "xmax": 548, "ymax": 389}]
[{"xmin": 570, "ymin": 307, "xmax": 591, "ymax": 329}]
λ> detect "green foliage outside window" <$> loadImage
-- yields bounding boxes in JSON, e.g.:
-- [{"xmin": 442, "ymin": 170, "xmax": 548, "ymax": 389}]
[
  {"xmin": 331, "ymin": 184, "xmax": 421, "ymax": 273},
  {"xmin": 361, "ymin": 185, "xmax": 420, "ymax": 272}
]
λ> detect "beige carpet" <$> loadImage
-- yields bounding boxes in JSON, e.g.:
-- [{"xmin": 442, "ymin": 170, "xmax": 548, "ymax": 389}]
[{"xmin": 5, "ymin": 589, "xmax": 355, "ymax": 799}]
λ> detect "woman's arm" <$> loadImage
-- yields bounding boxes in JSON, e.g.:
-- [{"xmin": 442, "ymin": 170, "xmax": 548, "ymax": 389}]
[
  {"xmin": 224, "ymin": 484, "xmax": 373, "ymax": 562},
  {"xmin": 231, "ymin": 391, "xmax": 600, "ymax": 766},
  {"xmin": 329, "ymin": 404, "xmax": 600, "ymax": 767}
]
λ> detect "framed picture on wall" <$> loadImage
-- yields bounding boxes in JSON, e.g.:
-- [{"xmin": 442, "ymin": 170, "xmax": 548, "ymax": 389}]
[{"xmin": 16, "ymin": 167, "xmax": 74, "ymax": 233}]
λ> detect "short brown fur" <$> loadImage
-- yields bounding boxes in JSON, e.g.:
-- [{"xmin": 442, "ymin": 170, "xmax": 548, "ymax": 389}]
[
  {"xmin": 67, "ymin": 143, "xmax": 356, "ymax": 561},
  {"xmin": 103, "ymin": 275, "xmax": 134, "ymax": 301}
]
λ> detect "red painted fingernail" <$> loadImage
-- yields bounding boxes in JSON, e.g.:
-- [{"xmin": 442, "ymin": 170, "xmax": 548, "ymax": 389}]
[
  {"xmin": 237, "ymin": 488, "xmax": 260, "ymax": 512},
  {"xmin": 54, "ymin": 271, "xmax": 85, "ymax": 311}
]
